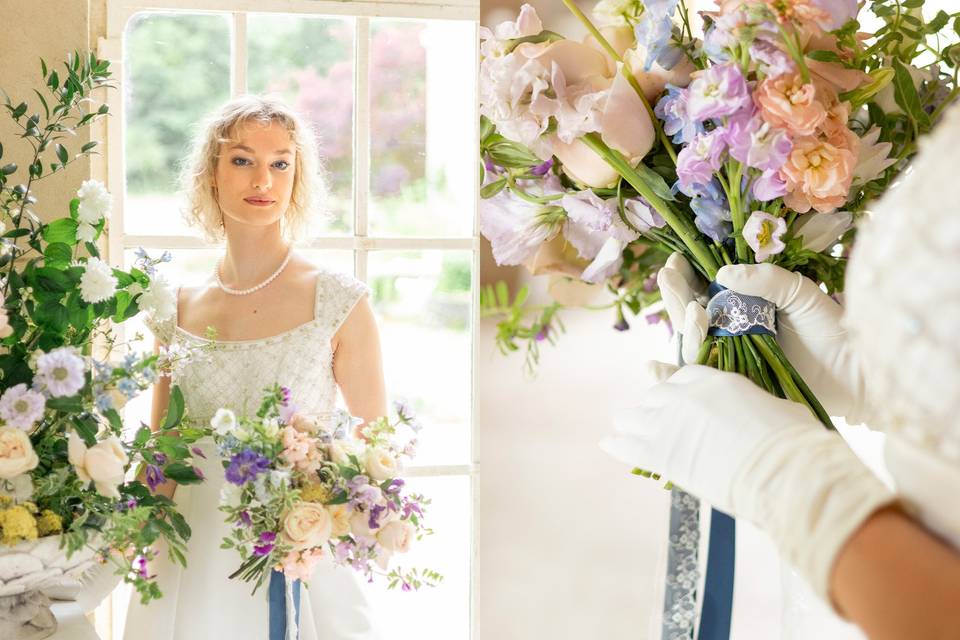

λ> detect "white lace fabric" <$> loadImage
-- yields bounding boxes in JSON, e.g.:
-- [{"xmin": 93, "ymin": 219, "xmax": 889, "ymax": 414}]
[{"xmin": 146, "ymin": 268, "xmax": 370, "ymax": 425}]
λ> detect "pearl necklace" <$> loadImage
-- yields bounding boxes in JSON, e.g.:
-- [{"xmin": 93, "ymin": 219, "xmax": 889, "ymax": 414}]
[{"xmin": 216, "ymin": 246, "xmax": 294, "ymax": 296}]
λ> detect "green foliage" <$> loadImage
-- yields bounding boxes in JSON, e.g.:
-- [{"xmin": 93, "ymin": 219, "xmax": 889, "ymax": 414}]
[{"xmin": 480, "ymin": 281, "xmax": 566, "ymax": 375}]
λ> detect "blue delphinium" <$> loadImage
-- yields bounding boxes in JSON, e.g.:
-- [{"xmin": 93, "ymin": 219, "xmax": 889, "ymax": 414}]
[{"xmin": 634, "ymin": 0, "xmax": 679, "ymax": 71}]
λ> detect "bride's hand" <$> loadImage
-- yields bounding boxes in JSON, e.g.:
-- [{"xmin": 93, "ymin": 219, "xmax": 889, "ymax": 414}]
[
  {"xmin": 659, "ymin": 253, "xmax": 869, "ymax": 423},
  {"xmin": 600, "ymin": 362, "xmax": 894, "ymax": 605}
]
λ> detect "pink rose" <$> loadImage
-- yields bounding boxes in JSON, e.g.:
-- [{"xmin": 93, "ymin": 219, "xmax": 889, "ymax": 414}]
[
  {"xmin": 281, "ymin": 502, "xmax": 333, "ymax": 550},
  {"xmin": 755, "ymin": 74, "xmax": 826, "ymax": 137},
  {"xmin": 376, "ymin": 519, "xmax": 416, "ymax": 554},
  {"xmin": 780, "ymin": 136, "xmax": 856, "ymax": 214}
]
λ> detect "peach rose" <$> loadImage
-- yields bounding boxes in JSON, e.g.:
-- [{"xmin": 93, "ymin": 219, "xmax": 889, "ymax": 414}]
[
  {"xmin": 780, "ymin": 136, "xmax": 856, "ymax": 214},
  {"xmin": 376, "ymin": 519, "xmax": 416, "ymax": 554},
  {"xmin": 67, "ymin": 430, "xmax": 128, "ymax": 498},
  {"xmin": 349, "ymin": 508, "xmax": 397, "ymax": 539},
  {"xmin": 279, "ymin": 548, "xmax": 324, "ymax": 582},
  {"xmin": 364, "ymin": 446, "xmax": 400, "ymax": 482},
  {"xmin": 755, "ymin": 74, "xmax": 827, "ymax": 137},
  {"xmin": 281, "ymin": 502, "xmax": 332, "ymax": 550},
  {"xmin": 327, "ymin": 504, "xmax": 351, "ymax": 538},
  {"xmin": 0, "ymin": 427, "xmax": 39, "ymax": 479}
]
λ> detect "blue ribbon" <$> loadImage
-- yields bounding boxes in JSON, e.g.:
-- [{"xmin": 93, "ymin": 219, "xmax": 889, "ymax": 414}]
[
  {"xmin": 706, "ymin": 283, "xmax": 776, "ymax": 338},
  {"xmin": 696, "ymin": 510, "xmax": 735, "ymax": 640},
  {"xmin": 268, "ymin": 569, "xmax": 301, "ymax": 640}
]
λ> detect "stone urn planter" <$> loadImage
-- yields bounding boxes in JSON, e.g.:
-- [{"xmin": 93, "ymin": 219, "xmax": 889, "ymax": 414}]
[{"xmin": 0, "ymin": 535, "xmax": 99, "ymax": 640}]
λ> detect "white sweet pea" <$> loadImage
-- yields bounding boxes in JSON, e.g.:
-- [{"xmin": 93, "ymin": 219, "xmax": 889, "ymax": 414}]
[
  {"xmin": 76, "ymin": 179, "xmax": 112, "ymax": 224},
  {"xmin": 136, "ymin": 275, "xmax": 177, "ymax": 321},
  {"xmin": 852, "ymin": 127, "xmax": 896, "ymax": 187},
  {"xmin": 79, "ymin": 257, "xmax": 117, "ymax": 304},
  {"xmin": 262, "ymin": 417, "xmax": 280, "ymax": 439},
  {"xmin": 210, "ymin": 408, "xmax": 237, "ymax": 436}
]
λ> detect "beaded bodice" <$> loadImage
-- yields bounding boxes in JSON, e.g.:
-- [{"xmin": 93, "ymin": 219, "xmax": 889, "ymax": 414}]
[{"xmin": 145, "ymin": 268, "xmax": 369, "ymax": 425}]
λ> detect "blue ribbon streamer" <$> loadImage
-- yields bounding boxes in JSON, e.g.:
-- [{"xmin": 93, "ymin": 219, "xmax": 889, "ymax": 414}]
[
  {"xmin": 268, "ymin": 569, "xmax": 301, "ymax": 640},
  {"xmin": 696, "ymin": 510, "xmax": 735, "ymax": 640}
]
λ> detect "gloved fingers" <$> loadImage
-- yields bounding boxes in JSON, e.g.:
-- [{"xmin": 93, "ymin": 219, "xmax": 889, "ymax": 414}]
[
  {"xmin": 716, "ymin": 263, "xmax": 844, "ymax": 333},
  {"xmin": 642, "ymin": 360, "xmax": 680, "ymax": 385},
  {"xmin": 657, "ymin": 266, "xmax": 695, "ymax": 332},
  {"xmin": 598, "ymin": 433, "xmax": 659, "ymax": 471},
  {"xmin": 663, "ymin": 252, "xmax": 701, "ymax": 291},
  {"xmin": 681, "ymin": 301, "xmax": 709, "ymax": 364}
]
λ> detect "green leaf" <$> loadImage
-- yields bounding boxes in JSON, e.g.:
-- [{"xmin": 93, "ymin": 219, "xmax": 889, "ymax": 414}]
[
  {"xmin": 55, "ymin": 143, "xmax": 68, "ymax": 164},
  {"xmin": 633, "ymin": 163, "xmax": 676, "ymax": 202},
  {"xmin": 80, "ymin": 141, "xmax": 98, "ymax": 153},
  {"xmin": 168, "ymin": 511, "xmax": 192, "ymax": 540},
  {"xmin": 104, "ymin": 408, "xmax": 123, "ymax": 433},
  {"xmin": 806, "ymin": 50, "xmax": 842, "ymax": 63},
  {"xmin": 70, "ymin": 414, "xmax": 99, "ymax": 446},
  {"xmin": 41, "ymin": 218, "xmax": 78, "ymax": 245},
  {"xmin": 69, "ymin": 198, "xmax": 80, "ymax": 220},
  {"xmin": 892, "ymin": 58, "xmax": 931, "ymax": 129},
  {"xmin": 84, "ymin": 241, "xmax": 100, "ymax": 258},
  {"xmin": 43, "ymin": 242, "xmax": 72, "ymax": 269},
  {"xmin": 33, "ymin": 266, "xmax": 72, "ymax": 292},
  {"xmin": 11, "ymin": 102, "xmax": 27, "ymax": 119},
  {"xmin": 162, "ymin": 386, "xmax": 185, "ymax": 429},
  {"xmin": 163, "ymin": 463, "xmax": 202, "ymax": 485},
  {"xmin": 927, "ymin": 10, "xmax": 950, "ymax": 34},
  {"xmin": 1, "ymin": 163, "xmax": 17, "ymax": 175},
  {"xmin": 134, "ymin": 425, "xmax": 152, "ymax": 447},
  {"xmin": 480, "ymin": 178, "xmax": 507, "ymax": 199}
]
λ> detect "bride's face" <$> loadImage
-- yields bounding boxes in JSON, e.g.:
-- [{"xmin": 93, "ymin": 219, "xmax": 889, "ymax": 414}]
[{"xmin": 212, "ymin": 119, "xmax": 297, "ymax": 232}]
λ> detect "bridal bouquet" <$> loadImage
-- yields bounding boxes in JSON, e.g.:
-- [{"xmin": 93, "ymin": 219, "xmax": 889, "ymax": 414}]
[
  {"xmin": 479, "ymin": 0, "xmax": 959, "ymax": 412},
  {"xmin": 0, "ymin": 51, "xmax": 211, "ymax": 635},
  {"xmin": 212, "ymin": 385, "xmax": 441, "ymax": 594}
]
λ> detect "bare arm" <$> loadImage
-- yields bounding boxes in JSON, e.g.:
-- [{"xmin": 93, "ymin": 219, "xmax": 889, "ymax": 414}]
[
  {"xmin": 332, "ymin": 294, "xmax": 388, "ymax": 432},
  {"xmin": 134, "ymin": 338, "xmax": 179, "ymax": 500},
  {"xmin": 830, "ymin": 506, "xmax": 960, "ymax": 640}
]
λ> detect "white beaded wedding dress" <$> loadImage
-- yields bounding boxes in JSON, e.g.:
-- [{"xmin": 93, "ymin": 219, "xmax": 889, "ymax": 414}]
[{"xmin": 124, "ymin": 268, "xmax": 381, "ymax": 640}]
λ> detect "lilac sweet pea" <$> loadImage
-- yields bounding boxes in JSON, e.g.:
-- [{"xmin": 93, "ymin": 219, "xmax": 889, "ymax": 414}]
[
  {"xmin": 676, "ymin": 128, "xmax": 728, "ymax": 195},
  {"xmin": 479, "ymin": 175, "xmax": 564, "ymax": 266},
  {"xmin": 750, "ymin": 39, "xmax": 795, "ymax": 79},
  {"xmin": 561, "ymin": 190, "xmax": 642, "ymax": 283},
  {"xmin": 725, "ymin": 114, "xmax": 792, "ymax": 172},
  {"xmin": 634, "ymin": 0, "xmax": 679, "ymax": 71},
  {"xmin": 753, "ymin": 169, "xmax": 788, "ymax": 202},
  {"xmin": 655, "ymin": 85, "xmax": 703, "ymax": 145},
  {"xmin": 686, "ymin": 63, "xmax": 752, "ymax": 121},
  {"xmin": 810, "ymin": 0, "xmax": 858, "ymax": 31}
]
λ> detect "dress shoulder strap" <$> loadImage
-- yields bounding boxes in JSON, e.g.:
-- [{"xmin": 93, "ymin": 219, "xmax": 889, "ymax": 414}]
[{"xmin": 314, "ymin": 269, "xmax": 371, "ymax": 335}]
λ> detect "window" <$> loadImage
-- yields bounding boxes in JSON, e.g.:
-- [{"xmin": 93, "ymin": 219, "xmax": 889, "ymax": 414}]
[{"xmin": 96, "ymin": 1, "xmax": 478, "ymax": 638}]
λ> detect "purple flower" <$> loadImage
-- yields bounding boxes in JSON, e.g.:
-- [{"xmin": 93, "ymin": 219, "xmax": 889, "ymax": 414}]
[
  {"xmin": 259, "ymin": 531, "xmax": 277, "ymax": 543},
  {"xmin": 753, "ymin": 169, "xmax": 787, "ymax": 202},
  {"xmin": 530, "ymin": 158, "xmax": 553, "ymax": 176},
  {"xmin": 153, "ymin": 452, "xmax": 168, "ymax": 466},
  {"xmin": 237, "ymin": 510, "xmax": 252, "ymax": 527},
  {"xmin": 145, "ymin": 465, "xmax": 165, "ymax": 492},
  {"xmin": 253, "ymin": 543, "xmax": 274, "ymax": 557},
  {"xmin": 385, "ymin": 478, "xmax": 405, "ymax": 495},
  {"xmin": 225, "ymin": 449, "xmax": 271, "ymax": 486},
  {"xmin": 725, "ymin": 114, "xmax": 792, "ymax": 172},
  {"xmin": 402, "ymin": 581, "xmax": 412, "ymax": 592},
  {"xmin": 192, "ymin": 465, "xmax": 205, "ymax": 481},
  {"xmin": 623, "ymin": 198, "xmax": 666, "ymax": 233},
  {"xmin": 279, "ymin": 386, "xmax": 292, "ymax": 405},
  {"xmin": 402, "ymin": 499, "xmax": 424, "ymax": 520},
  {"xmin": 655, "ymin": 85, "xmax": 702, "ymax": 145},
  {"xmin": 645, "ymin": 313, "xmax": 663, "ymax": 326},
  {"xmin": 126, "ymin": 497, "xmax": 138, "ymax": 510},
  {"xmin": 676, "ymin": 129, "xmax": 728, "ymax": 195},
  {"xmin": 334, "ymin": 540, "xmax": 353, "ymax": 563},
  {"xmin": 642, "ymin": 275, "xmax": 657, "ymax": 293},
  {"xmin": 613, "ymin": 312, "xmax": 630, "ymax": 332},
  {"xmin": 368, "ymin": 504, "xmax": 387, "ymax": 530},
  {"xmin": 483, "ymin": 154, "xmax": 497, "ymax": 174},
  {"xmin": 535, "ymin": 325, "xmax": 550, "ymax": 342},
  {"xmin": 479, "ymin": 175, "xmax": 564, "ymax": 266},
  {"xmin": 634, "ymin": 0, "xmax": 680, "ymax": 71},
  {"xmin": 191, "ymin": 446, "xmax": 206, "ymax": 459},
  {"xmin": 686, "ymin": 64, "xmax": 752, "ymax": 121},
  {"xmin": 133, "ymin": 554, "xmax": 153, "ymax": 580}
]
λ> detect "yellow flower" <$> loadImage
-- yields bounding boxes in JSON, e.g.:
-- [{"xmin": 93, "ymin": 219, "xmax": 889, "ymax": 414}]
[
  {"xmin": 36, "ymin": 509, "xmax": 63, "ymax": 536},
  {"xmin": 0, "ymin": 505, "xmax": 39, "ymax": 545},
  {"xmin": 0, "ymin": 496, "xmax": 12, "ymax": 509},
  {"xmin": 299, "ymin": 483, "xmax": 331, "ymax": 504}
]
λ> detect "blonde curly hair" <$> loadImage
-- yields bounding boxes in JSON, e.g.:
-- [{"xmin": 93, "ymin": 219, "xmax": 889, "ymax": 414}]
[{"xmin": 178, "ymin": 94, "xmax": 327, "ymax": 244}]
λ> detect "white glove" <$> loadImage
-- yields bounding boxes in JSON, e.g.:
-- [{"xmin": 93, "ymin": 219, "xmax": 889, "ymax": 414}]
[
  {"xmin": 657, "ymin": 252, "xmax": 709, "ymax": 365},
  {"xmin": 658, "ymin": 254, "xmax": 868, "ymax": 423},
  {"xmin": 600, "ymin": 363, "xmax": 895, "ymax": 604}
]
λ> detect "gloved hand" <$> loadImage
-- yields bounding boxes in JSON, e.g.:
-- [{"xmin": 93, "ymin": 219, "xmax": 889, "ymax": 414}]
[
  {"xmin": 600, "ymin": 363, "xmax": 895, "ymax": 604},
  {"xmin": 658, "ymin": 253, "xmax": 869, "ymax": 423}
]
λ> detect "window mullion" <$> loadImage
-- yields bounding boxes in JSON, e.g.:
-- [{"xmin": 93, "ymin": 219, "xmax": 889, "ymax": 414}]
[
  {"xmin": 231, "ymin": 12, "xmax": 248, "ymax": 95},
  {"xmin": 353, "ymin": 17, "xmax": 371, "ymax": 281}
]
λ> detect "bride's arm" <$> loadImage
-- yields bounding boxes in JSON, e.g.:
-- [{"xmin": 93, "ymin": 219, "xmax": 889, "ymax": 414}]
[
  {"xmin": 134, "ymin": 337, "xmax": 178, "ymax": 499},
  {"xmin": 831, "ymin": 506, "xmax": 960, "ymax": 640},
  {"xmin": 332, "ymin": 294, "xmax": 388, "ymax": 431}
]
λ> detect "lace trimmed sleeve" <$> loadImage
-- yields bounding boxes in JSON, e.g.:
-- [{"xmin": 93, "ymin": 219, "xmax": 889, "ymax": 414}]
[
  {"xmin": 316, "ymin": 270, "xmax": 371, "ymax": 335},
  {"xmin": 143, "ymin": 312, "xmax": 176, "ymax": 346}
]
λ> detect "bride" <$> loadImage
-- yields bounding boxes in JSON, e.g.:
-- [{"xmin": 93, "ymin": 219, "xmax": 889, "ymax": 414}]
[
  {"xmin": 124, "ymin": 94, "xmax": 385, "ymax": 639},
  {"xmin": 602, "ymin": 101, "xmax": 960, "ymax": 638}
]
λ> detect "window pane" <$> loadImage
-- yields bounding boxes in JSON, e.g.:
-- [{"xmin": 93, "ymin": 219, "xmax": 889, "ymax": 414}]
[
  {"xmin": 368, "ymin": 19, "xmax": 476, "ymax": 238},
  {"xmin": 368, "ymin": 250, "xmax": 472, "ymax": 466},
  {"xmin": 367, "ymin": 475, "xmax": 471, "ymax": 639},
  {"xmin": 247, "ymin": 13, "xmax": 355, "ymax": 235},
  {"xmin": 124, "ymin": 13, "xmax": 231, "ymax": 237}
]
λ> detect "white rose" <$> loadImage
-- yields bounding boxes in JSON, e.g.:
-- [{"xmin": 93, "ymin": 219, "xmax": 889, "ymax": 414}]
[
  {"xmin": 327, "ymin": 504, "xmax": 351, "ymax": 538},
  {"xmin": 364, "ymin": 446, "xmax": 401, "ymax": 481},
  {"xmin": 0, "ymin": 427, "xmax": 39, "ymax": 479},
  {"xmin": 376, "ymin": 519, "xmax": 416, "ymax": 554},
  {"xmin": 281, "ymin": 502, "xmax": 332, "ymax": 550},
  {"xmin": 328, "ymin": 440, "xmax": 359, "ymax": 466},
  {"xmin": 67, "ymin": 431, "xmax": 129, "ymax": 499},
  {"xmin": 210, "ymin": 408, "xmax": 236, "ymax": 436}
]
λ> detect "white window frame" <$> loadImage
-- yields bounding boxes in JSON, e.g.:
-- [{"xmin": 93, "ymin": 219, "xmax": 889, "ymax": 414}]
[{"xmin": 93, "ymin": 1, "xmax": 480, "ymax": 637}]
